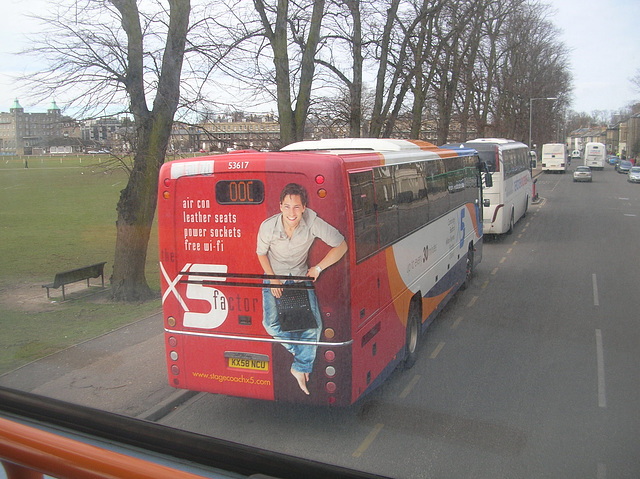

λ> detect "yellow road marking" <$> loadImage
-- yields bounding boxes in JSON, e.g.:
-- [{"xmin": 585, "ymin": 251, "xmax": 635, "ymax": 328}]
[
  {"xmin": 430, "ymin": 341, "xmax": 446, "ymax": 359},
  {"xmin": 353, "ymin": 423, "xmax": 384, "ymax": 458},
  {"xmin": 399, "ymin": 374, "xmax": 420, "ymax": 399}
]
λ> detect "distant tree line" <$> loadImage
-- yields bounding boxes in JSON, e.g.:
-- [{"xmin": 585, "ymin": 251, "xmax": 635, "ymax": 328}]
[
  {"xmin": 200, "ymin": 0, "xmax": 571, "ymax": 145},
  {"xmin": 22, "ymin": 0, "xmax": 572, "ymax": 301}
]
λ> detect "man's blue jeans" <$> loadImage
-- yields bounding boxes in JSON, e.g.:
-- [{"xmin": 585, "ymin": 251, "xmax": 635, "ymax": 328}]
[{"xmin": 262, "ymin": 281, "xmax": 322, "ymax": 374}]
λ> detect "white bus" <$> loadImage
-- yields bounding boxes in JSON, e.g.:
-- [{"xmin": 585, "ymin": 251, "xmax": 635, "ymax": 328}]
[
  {"xmin": 443, "ymin": 138, "xmax": 533, "ymax": 235},
  {"xmin": 541, "ymin": 143, "xmax": 568, "ymax": 173},
  {"xmin": 584, "ymin": 142, "xmax": 606, "ymax": 170}
]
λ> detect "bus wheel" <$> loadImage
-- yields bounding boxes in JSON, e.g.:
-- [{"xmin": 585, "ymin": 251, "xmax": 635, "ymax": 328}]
[
  {"xmin": 507, "ymin": 210, "xmax": 514, "ymax": 235},
  {"xmin": 461, "ymin": 244, "xmax": 474, "ymax": 290},
  {"xmin": 402, "ymin": 307, "xmax": 421, "ymax": 369}
]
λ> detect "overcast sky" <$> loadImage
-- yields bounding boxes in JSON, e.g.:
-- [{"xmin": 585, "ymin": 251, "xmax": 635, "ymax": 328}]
[
  {"xmin": 1, "ymin": 0, "xmax": 638, "ymax": 116},
  {"xmin": 552, "ymin": 0, "xmax": 640, "ymax": 113}
]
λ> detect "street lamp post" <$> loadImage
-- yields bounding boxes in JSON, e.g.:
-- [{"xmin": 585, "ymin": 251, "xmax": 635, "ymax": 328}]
[{"xmin": 529, "ymin": 97, "xmax": 558, "ymax": 151}]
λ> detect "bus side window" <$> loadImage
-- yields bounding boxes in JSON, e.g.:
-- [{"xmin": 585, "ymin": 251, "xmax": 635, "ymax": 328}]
[
  {"xmin": 375, "ymin": 166, "xmax": 398, "ymax": 250},
  {"xmin": 349, "ymin": 171, "xmax": 378, "ymax": 262},
  {"xmin": 426, "ymin": 160, "xmax": 447, "ymax": 220},
  {"xmin": 396, "ymin": 163, "xmax": 429, "ymax": 238},
  {"xmin": 445, "ymin": 156, "xmax": 465, "ymax": 210}
]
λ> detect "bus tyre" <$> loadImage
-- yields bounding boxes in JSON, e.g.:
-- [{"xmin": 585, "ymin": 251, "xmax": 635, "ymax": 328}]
[
  {"xmin": 461, "ymin": 244, "xmax": 474, "ymax": 290},
  {"xmin": 507, "ymin": 210, "xmax": 514, "ymax": 235},
  {"xmin": 402, "ymin": 308, "xmax": 421, "ymax": 370}
]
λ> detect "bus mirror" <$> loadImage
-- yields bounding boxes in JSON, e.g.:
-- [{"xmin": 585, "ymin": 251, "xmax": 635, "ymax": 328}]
[
  {"xmin": 530, "ymin": 159, "xmax": 537, "ymax": 169},
  {"xmin": 484, "ymin": 173, "xmax": 493, "ymax": 188},
  {"xmin": 483, "ymin": 199, "xmax": 490, "ymax": 207},
  {"xmin": 477, "ymin": 161, "xmax": 493, "ymax": 188}
]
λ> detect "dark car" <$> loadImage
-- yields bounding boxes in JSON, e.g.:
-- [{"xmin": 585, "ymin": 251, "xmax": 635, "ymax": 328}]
[{"xmin": 616, "ymin": 160, "xmax": 633, "ymax": 173}]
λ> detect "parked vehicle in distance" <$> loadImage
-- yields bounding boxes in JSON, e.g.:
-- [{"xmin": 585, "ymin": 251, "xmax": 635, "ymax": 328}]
[
  {"xmin": 573, "ymin": 166, "xmax": 592, "ymax": 182},
  {"xmin": 616, "ymin": 160, "xmax": 633, "ymax": 174},
  {"xmin": 441, "ymin": 138, "xmax": 533, "ymax": 235},
  {"xmin": 584, "ymin": 142, "xmax": 606, "ymax": 170},
  {"xmin": 608, "ymin": 156, "xmax": 619, "ymax": 165},
  {"xmin": 541, "ymin": 143, "xmax": 568, "ymax": 173},
  {"xmin": 628, "ymin": 166, "xmax": 640, "ymax": 183},
  {"xmin": 571, "ymin": 150, "xmax": 581, "ymax": 159}
]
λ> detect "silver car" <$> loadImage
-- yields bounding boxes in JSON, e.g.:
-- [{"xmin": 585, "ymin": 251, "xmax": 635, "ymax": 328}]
[
  {"xmin": 628, "ymin": 166, "xmax": 640, "ymax": 183},
  {"xmin": 573, "ymin": 166, "xmax": 592, "ymax": 182}
]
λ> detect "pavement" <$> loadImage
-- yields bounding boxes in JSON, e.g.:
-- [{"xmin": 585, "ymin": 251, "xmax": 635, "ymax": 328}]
[{"xmin": 0, "ymin": 311, "xmax": 195, "ymax": 421}]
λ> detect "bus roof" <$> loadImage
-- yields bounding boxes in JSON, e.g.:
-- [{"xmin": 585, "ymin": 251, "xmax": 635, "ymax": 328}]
[
  {"xmin": 164, "ymin": 139, "xmax": 480, "ymax": 180},
  {"xmin": 465, "ymin": 138, "xmax": 522, "ymax": 144},
  {"xmin": 281, "ymin": 138, "xmax": 434, "ymax": 152},
  {"xmin": 442, "ymin": 138, "xmax": 528, "ymax": 152}
]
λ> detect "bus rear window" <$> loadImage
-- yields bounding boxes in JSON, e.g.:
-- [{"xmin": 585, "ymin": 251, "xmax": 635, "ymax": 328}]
[{"xmin": 215, "ymin": 180, "xmax": 265, "ymax": 204}]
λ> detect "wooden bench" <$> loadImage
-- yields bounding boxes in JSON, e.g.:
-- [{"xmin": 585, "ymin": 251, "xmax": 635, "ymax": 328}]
[{"xmin": 42, "ymin": 262, "xmax": 107, "ymax": 301}]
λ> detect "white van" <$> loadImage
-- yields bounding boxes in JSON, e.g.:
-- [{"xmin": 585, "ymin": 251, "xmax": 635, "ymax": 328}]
[
  {"xmin": 541, "ymin": 143, "xmax": 568, "ymax": 173},
  {"xmin": 584, "ymin": 142, "xmax": 606, "ymax": 170}
]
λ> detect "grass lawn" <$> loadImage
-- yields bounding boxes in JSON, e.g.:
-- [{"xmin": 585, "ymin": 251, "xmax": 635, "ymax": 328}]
[{"xmin": 0, "ymin": 155, "xmax": 162, "ymax": 374}]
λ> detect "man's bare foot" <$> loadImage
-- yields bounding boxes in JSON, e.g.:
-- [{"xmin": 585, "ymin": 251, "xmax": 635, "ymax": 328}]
[{"xmin": 291, "ymin": 368, "xmax": 310, "ymax": 395}]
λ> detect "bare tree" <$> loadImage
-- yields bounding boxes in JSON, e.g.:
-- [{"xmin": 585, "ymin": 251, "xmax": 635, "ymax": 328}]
[
  {"xmin": 496, "ymin": 2, "xmax": 570, "ymax": 144},
  {"xmin": 24, "ymin": 0, "xmax": 190, "ymax": 301},
  {"xmin": 368, "ymin": 0, "xmax": 401, "ymax": 137},
  {"xmin": 405, "ymin": 0, "xmax": 446, "ymax": 139},
  {"xmin": 315, "ymin": 0, "xmax": 364, "ymax": 137},
  {"xmin": 251, "ymin": 0, "xmax": 325, "ymax": 145}
]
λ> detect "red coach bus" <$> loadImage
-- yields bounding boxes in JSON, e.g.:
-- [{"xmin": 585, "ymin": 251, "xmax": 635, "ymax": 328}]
[{"xmin": 158, "ymin": 138, "xmax": 487, "ymax": 406}]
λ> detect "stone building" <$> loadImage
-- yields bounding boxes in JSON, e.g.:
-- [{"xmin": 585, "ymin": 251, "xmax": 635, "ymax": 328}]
[{"xmin": 0, "ymin": 99, "xmax": 63, "ymax": 155}]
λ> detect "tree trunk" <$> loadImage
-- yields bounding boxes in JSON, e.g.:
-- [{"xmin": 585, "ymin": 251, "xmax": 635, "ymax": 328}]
[
  {"xmin": 369, "ymin": 0, "xmax": 400, "ymax": 138},
  {"xmin": 110, "ymin": 0, "xmax": 190, "ymax": 301}
]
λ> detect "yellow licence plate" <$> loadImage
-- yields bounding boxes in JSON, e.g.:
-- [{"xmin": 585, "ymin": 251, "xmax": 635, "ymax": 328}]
[{"xmin": 226, "ymin": 352, "xmax": 269, "ymax": 371}]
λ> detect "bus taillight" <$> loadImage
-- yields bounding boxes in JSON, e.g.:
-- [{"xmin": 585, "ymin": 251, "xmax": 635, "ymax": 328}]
[
  {"xmin": 324, "ymin": 350, "xmax": 335, "ymax": 362},
  {"xmin": 316, "ymin": 175, "xmax": 327, "ymax": 197}
]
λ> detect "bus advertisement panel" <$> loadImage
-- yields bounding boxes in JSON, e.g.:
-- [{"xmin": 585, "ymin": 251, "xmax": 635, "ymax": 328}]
[
  {"xmin": 584, "ymin": 142, "xmax": 606, "ymax": 170},
  {"xmin": 158, "ymin": 139, "xmax": 485, "ymax": 406},
  {"xmin": 541, "ymin": 143, "xmax": 568, "ymax": 172},
  {"xmin": 442, "ymin": 139, "xmax": 533, "ymax": 235}
]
